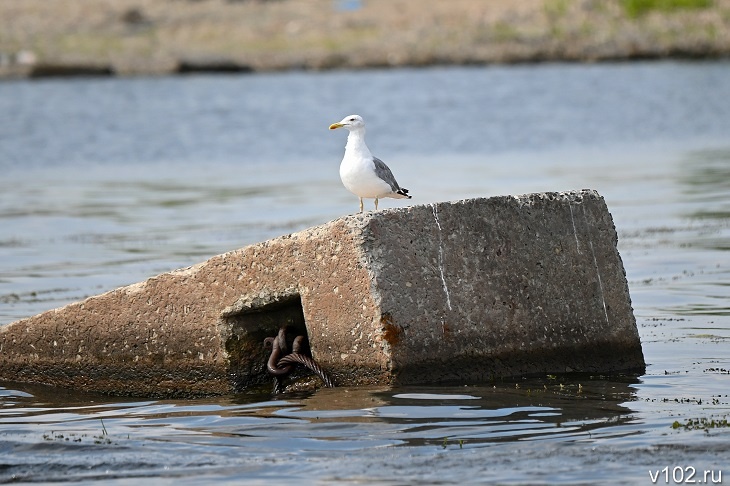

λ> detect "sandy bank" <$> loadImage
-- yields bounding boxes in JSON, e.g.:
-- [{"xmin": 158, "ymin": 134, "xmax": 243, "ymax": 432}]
[{"xmin": 1, "ymin": 0, "xmax": 729, "ymax": 78}]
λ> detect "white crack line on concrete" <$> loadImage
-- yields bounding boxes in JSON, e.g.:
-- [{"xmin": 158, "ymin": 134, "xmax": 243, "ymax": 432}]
[
  {"xmin": 568, "ymin": 202, "xmax": 581, "ymax": 254},
  {"xmin": 431, "ymin": 203, "xmax": 452, "ymax": 311},
  {"xmin": 582, "ymin": 207, "xmax": 609, "ymax": 326}
]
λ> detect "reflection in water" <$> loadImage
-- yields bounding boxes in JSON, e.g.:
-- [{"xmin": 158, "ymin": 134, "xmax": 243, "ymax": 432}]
[
  {"xmin": 679, "ymin": 148, "xmax": 730, "ymax": 221},
  {"xmin": 620, "ymin": 146, "xmax": 730, "ymax": 319},
  {"xmin": 0, "ymin": 377, "xmax": 641, "ymax": 482},
  {"xmin": 651, "ymin": 148, "xmax": 730, "ymax": 317}
]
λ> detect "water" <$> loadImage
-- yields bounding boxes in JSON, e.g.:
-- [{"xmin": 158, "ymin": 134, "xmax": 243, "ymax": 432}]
[{"xmin": 1, "ymin": 62, "xmax": 729, "ymax": 483}]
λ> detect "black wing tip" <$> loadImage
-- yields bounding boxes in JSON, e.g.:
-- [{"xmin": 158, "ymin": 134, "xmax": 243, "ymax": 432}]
[{"xmin": 398, "ymin": 188, "xmax": 412, "ymax": 199}]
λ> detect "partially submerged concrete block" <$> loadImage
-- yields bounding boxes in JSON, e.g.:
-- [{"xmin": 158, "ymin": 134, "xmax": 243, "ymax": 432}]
[{"xmin": 0, "ymin": 190, "xmax": 645, "ymax": 397}]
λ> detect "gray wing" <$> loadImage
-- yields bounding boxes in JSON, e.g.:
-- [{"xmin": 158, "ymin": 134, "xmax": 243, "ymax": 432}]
[{"xmin": 372, "ymin": 156, "xmax": 403, "ymax": 192}]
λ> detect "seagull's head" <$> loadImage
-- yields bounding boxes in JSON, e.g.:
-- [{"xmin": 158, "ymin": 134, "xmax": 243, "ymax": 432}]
[{"xmin": 329, "ymin": 114, "xmax": 365, "ymax": 131}]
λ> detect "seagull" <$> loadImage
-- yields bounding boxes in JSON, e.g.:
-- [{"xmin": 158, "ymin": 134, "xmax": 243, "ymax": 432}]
[{"xmin": 329, "ymin": 114, "xmax": 412, "ymax": 213}]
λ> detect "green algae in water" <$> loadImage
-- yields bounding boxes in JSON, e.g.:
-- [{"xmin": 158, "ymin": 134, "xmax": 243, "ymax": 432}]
[{"xmin": 672, "ymin": 416, "xmax": 730, "ymax": 431}]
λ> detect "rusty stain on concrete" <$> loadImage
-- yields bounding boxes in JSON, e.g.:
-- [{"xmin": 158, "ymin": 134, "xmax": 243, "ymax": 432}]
[
  {"xmin": 381, "ymin": 313, "xmax": 404, "ymax": 347},
  {"xmin": 0, "ymin": 190, "xmax": 645, "ymax": 397}
]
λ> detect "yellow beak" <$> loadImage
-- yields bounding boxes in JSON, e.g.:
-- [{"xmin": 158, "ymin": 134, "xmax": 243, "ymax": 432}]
[{"xmin": 329, "ymin": 123, "xmax": 343, "ymax": 130}]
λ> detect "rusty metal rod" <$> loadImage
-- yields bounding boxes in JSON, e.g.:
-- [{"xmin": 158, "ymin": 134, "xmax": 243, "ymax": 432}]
[{"xmin": 278, "ymin": 353, "xmax": 335, "ymax": 388}]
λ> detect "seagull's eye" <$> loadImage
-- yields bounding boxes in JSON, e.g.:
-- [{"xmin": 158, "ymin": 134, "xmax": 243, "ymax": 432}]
[{"xmin": 349, "ymin": 117, "xmax": 356, "ymax": 121}]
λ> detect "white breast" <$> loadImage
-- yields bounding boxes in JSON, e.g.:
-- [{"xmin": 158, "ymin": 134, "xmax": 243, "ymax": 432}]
[{"xmin": 340, "ymin": 155, "xmax": 393, "ymax": 198}]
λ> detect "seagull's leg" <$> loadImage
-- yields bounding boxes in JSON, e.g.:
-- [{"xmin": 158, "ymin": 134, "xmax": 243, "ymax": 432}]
[
  {"xmin": 359, "ymin": 197, "xmax": 364, "ymax": 213},
  {"xmin": 374, "ymin": 197, "xmax": 379, "ymax": 210}
]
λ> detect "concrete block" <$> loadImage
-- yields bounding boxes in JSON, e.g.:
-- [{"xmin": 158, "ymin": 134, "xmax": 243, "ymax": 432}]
[{"xmin": 0, "ymin": 190, "xmax": 645, "ymax": 397}]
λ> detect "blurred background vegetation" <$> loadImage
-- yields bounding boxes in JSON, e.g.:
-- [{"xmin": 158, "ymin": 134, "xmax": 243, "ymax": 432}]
[
  {"xmin": 621, "ymin": 0, "xmax": 713, "ymax": 17},
  {"xmin": 1, "ymin": 0, "xmax": 728, "ymax": 77}
]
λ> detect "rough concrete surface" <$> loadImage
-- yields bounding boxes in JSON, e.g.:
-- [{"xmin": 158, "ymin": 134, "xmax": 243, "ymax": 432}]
[{"xmin": 0, "ymin": 190, "xmax": 645, "ymax": 397}]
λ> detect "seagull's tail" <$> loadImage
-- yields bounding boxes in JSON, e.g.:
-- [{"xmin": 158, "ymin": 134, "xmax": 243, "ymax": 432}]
[{"xmin": 396, "ymin": 188, "xmax": 412, "ymax": 199}]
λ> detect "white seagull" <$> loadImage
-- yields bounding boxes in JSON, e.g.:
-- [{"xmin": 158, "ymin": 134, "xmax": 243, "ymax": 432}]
[{"xmin": 329, "ymin": 114, "xmax": 412, "ymax": 213}]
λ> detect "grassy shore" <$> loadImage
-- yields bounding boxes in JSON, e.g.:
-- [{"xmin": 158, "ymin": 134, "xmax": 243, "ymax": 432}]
[{"xmin": 1, "ymin": 0, "xmax": 729, "ymax": 77}]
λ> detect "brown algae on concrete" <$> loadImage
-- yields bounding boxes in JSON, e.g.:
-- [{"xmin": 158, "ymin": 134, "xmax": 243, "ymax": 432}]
[{"xmin": 0, "ymin": 190, "xmax": 645, "ymax": 397}]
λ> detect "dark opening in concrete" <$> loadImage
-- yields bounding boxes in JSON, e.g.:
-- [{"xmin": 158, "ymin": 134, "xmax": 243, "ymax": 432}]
[{"xmin": 222, "ymin": 293, "xmax": 309, "ymax": 391}]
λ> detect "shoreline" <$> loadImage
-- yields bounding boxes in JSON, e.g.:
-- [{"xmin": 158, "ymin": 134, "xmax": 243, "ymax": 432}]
[
  {"xmin": 2, "ymin": 0, "xmax": 730, "ymax": 79},
  {"xmin": 3, "ymin": 50, "xmax": 729, "ymax": 81}
]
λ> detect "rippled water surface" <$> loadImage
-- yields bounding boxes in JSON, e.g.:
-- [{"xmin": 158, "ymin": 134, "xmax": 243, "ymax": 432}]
[{"xmin": 1, "ymin": 62, "xmax": 729, "ymax": 484}]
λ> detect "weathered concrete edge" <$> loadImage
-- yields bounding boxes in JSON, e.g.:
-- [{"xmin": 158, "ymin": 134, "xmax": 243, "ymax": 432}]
[
  {"xmin": 0, "ymin": 190, "xmax": 645, "ymax": 396},
  {"xmin": 0, "ymin": 216, "xmax": 381, "ymax": 397},
  {"xmin": 360, "ymin": 189, "xmax": 645, "ymax": 384}
]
